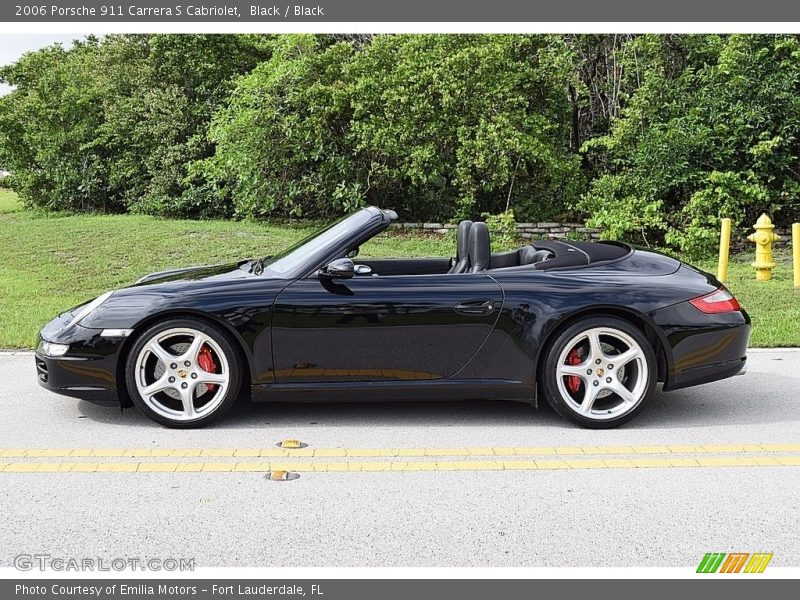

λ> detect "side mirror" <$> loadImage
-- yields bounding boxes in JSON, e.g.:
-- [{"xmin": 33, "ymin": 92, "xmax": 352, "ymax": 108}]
[
  {"xmin": 354, "ymin": 264, "xmax": 373, "ymax": 276},
  {"xmin": 320, "ymin": 258, "xmax": 355, "ymax": 279}
]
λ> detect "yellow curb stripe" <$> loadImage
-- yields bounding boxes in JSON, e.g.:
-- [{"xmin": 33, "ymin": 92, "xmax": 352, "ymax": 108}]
[
  {"xmin": 2, "ymin": 444, "xmax": 800, "ymax": 461},
  {"xmin": 232, "ymin": 449, "xmax": 261, "ymax": 457},
  {"xmin": 759, "ymin": 444, "xmax": 800, "ymax": 452},
  {"xmin": 234, "ymin": 462, "xmax": 270, "ymax": 472},
  {"xmin": 71, "ymin": 463, "xmax": 98, "ymax": 472},
  {"xmin": 200, "ymin": 449, "xmax": 236, "ymax": 457},
  {"xmin": 397, "ymin": 449, "xmax": 426, "ymax": 456},
  {"xmin": 668, "ymin": 458, "xmax": 700, "ymax": 467},
  {"xmin": 259, "ymin": 449, "xmax": 289, "ymax": 457},
  {"xmin": 36, "ymin": 463, "xmax": 64, "ymax": 472},
  {"xmin": 667, "ymin": 445, "xmax": 703, "ymax": 453},
  {"xmin": 92, "ymin": 449, "xmax": 126, "ymax": 457},
  {"xmin": 176, "ymin": 462, "xmax": 204, "ymax": 472},
  {"xmin": 169, "ymin": 449, "xmax": 203, "ymax": 457},
  {"xmin": 632, "ymin": 446, "xmax": 671, "ymax": 454},
  {"xmin": 137, "ymin": 462, "xmax": 179, "ymax": 472},
  {"xmin": 200, "ymin": 462, "xmax": 236, "ymax": 471},
  {"xmin": 0, "ymin": 449, "xmax": 27, "ymax": 458},
  {"xmin": 284, "ymin": 449, "xmax": 315, "ymax": 457},
  {"xmin": 313, "ymin": 448, "xmax": 347, "ymax": 457},
  {"xmin": 4, "ymin": 463, "xmax": 40, "ymax": 472}
]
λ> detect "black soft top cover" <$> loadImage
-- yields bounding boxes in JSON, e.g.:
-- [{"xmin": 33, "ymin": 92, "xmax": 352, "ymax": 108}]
[{"xmin": 531, "ymin": 240, "xmax": 630, "ymax": 270}]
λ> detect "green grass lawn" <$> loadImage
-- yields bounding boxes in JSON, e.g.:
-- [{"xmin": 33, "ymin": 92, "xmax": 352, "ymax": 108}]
[
  {"xmin": 0, "ymin": 191, "xmax": 451, "ymax": 348},
  {"xmin": 0, "ymin": 189, "xmax": 797, "ymax": 348},
  {"xmin": 0, "ymin": 189, "xmax": 22, "ymax": 213}
]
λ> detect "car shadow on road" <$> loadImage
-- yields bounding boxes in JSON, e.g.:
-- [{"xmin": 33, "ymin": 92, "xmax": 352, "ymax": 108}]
[{"xmin": 76, "ymin": 367, "xmax": 797, "ymax": 431}]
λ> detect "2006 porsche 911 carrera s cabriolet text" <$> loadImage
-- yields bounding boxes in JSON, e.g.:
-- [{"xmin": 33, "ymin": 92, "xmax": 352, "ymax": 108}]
[{"xmin": 35, "ymin": 207, "xmax": 749, "ymax": 429}]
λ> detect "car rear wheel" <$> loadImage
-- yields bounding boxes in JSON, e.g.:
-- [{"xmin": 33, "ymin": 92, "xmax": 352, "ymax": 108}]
[
  {"xmin": 125, "ymin": 318, "xmax": 241, "ymax": 428},
  {"xmin": 540, "ymin": 317, "xmax": 656, "ymax": 429}
]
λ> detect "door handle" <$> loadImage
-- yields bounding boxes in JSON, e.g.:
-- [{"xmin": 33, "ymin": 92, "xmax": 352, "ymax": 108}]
[{"xmin": 454, "ymin": 299, "xmax": 495, "ymax": 316}]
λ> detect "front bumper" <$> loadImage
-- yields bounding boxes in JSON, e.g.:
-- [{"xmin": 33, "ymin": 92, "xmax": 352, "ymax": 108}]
[
  {"xmin": 35, "ymin": 351, "xmax": 119, "ymax": 406},
  {"xmin": 35, "ymin": 318, "xmax": 129, "ymax": 406}
]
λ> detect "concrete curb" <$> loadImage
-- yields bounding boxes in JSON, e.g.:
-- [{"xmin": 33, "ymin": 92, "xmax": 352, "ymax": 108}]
[{"xmin": 746, "ymin": 348, "xmax": 800, "ymax": 353}]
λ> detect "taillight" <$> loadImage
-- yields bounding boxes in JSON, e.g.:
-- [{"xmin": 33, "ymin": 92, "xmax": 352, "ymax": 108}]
[{"xmin": 689, "ymin": 287, "xmax": 741, "ymax": 314}]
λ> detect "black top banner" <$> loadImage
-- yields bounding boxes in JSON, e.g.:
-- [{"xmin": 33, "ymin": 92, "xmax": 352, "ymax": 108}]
[{"xmin": 3, "ymin": 0, "xmax": 800, "ymax": 22}]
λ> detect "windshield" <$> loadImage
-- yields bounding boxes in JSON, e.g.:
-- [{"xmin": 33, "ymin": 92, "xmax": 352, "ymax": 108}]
[{"xmin": 258, "ymin": 210, "xmax": 374, "ymax": 277}]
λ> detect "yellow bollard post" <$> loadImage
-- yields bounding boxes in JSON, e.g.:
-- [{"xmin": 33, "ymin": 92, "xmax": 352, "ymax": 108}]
[
  {"xmin": 717, "ymin": 218, "xmax": 732, "ymax": 283},
  {"xmin": 793, "ymin": 223, "xmax": 800, "ymax": 288},
  {"xmin": 747, "ymin": 214, "xmax": 781, "ymax": 281}
]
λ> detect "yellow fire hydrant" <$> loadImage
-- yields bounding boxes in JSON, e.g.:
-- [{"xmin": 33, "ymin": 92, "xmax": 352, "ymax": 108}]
[{"xmin": 747, "ymin": 213, "xmax": 781, "ymax": 281}]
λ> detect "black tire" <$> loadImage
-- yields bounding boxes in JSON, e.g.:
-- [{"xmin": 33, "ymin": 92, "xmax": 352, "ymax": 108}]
[
  {"xmin": 125, "ymin": 317, "xmax": 242, "ymax": 428},
  {"xmin": 539, "ymin": 316, "xmax": 657, "ymax": 429}
]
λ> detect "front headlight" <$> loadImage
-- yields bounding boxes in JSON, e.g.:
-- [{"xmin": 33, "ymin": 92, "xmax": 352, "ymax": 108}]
[
  {"xmin": 38, "ymin": 340, "xmax": 69, "ymax": 357},
  {"xmin": 72, "ymin": 291, "xmax": 114, "ymax": 325}
]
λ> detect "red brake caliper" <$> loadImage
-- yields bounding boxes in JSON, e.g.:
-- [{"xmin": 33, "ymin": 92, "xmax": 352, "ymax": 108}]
[
  {"xmin": 197, "ymin": 345, "xmax": 218, "ymax": 393},
  {"xmin": 566, "ymin": 348, "xmax": 582, "ymax": 394}
]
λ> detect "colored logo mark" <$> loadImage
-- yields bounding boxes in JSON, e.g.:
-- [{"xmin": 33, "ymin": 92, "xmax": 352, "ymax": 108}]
[{"xmin": 697, "ymin": 552, "xmax": 773, "ymax": 573}]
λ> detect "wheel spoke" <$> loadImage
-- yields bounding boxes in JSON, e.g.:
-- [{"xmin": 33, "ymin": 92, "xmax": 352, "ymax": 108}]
[
  {"xmin": 587, "ymin": 330, "xmax": 604, "ymax": 362},
  {"xmin": 612, "ymin": 347, "xmax": 641, "ymax": 368},
  {"xmin": 146, "ymin": 340, "xmax": 174, "ymax": 367},
  {"xmin": 196, "ymin": 372, "xmax": 227, "ymax": 386},
  {"xmin": 580, "ymin": 384, "xmax": 600, "ymax": 414},
  {"xmin": 179, "ymin": 386, "xmax": 196, "ymax": 418},
  {"xmin": 180, "ymin": 333, "xmax": 208, "ymax": 364},
  {"xmin": 611, "ymin": 381, "xmax": 637, "ymax": 404},
  {"xmin": 557, "ymin": 363, "xmax": 589, "ymax": 378},
  {"xmin": 141, "ymin": 375, "xmax": 172, "ymax": 398}
]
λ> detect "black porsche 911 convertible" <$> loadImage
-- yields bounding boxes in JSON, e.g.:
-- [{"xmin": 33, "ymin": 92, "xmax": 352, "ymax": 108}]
[{"xmin": 35, "ymin": 206, "xmax": 749, "ymax": 429}]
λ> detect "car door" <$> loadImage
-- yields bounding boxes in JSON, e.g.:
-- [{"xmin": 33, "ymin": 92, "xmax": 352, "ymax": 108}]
[{"xmin": 271, "ymin": 272, "xmax": 504, "ymax": 383}]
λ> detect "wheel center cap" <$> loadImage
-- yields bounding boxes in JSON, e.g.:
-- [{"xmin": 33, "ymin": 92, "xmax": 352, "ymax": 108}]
[
  {"xmin": 596, "ymin": 367, "xmax": 605, "ymax": 378},
  {"xmin": 177, "ymin": 369, "xmax": 188, "ymax": 379}
]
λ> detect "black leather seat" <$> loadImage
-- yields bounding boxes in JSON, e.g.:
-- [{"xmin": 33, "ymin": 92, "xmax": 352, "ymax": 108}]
[
  {"xmin": 467, "ymin": 222, "xmax": 491, "ymax": 272},
  {"xmin": 447, "ymin": 220, "xmax": 473, "ymax": 274},
  {"xmin": 518, "ymin": 245, "xmax": 554, "ymax": 265}
]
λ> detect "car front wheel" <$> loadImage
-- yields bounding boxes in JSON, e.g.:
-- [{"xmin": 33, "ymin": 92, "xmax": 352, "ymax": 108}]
[
  {"xmin": 540, "ymin": 317, "xmax": 656, "ymax": 429},
  {"xmin": 125, "ymin": 318, "xmax": 241, "ymax": 428}
]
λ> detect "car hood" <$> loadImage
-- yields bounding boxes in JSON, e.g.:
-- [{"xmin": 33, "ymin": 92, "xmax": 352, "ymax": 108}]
[{"xmin": 134, "ymin": 261, "xmax": 257, "ymax": 285}]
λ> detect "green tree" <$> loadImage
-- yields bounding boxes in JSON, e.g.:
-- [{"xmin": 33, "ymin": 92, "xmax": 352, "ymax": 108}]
[
  {"xmin": 0, "ymin": 37, "xmax": 111, "ymax": 211},
  {"xmin": 348, "ymin": 34, "xmax": 581, "ymax": 220},
  {"xmin": 579, "ymin": 34, "xmax": 800, "ymax": 257},
  {"xmin": 0, "ymin": 34, "xmax": 271, "ymax": 216},
  {"xmin": 198, "ymin": 35, "xmax": 364, "ymax": 219}
]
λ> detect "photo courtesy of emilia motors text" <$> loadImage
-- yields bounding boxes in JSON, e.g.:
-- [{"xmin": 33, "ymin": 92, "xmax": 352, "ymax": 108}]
[{"xmin": 1, "ymin": 0, "xmax": 799, "ymax": 597}]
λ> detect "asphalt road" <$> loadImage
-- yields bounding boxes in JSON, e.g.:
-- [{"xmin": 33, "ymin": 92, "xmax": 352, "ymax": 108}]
[{"xmin": 1, "ymin": 349, "xmax": 799, "ymax": 569}]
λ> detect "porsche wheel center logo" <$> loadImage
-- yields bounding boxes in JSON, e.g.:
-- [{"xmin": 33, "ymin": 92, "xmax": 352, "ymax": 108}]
[
  {"xmin": 596, "ymin": 367, "xmax": 605, "ymax": 378},
  {"xmin": 177, "ymin": 369, "xmax": 188, "ymax": 379}
]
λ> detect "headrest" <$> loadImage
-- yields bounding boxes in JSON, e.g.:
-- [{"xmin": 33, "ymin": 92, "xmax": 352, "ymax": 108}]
[
  {"xmin": 456, "ymin": 220, "xmax": 473, "ymax": 260},
  {"xmin": 519, "ymin": 245, "xmax": 553, "ymax": 265},
  {"xmin": 468, "ymin": 222, "xmax": 491, "ymax": 272}
]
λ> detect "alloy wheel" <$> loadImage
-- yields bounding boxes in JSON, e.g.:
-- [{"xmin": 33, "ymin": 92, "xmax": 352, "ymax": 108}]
[
  {"xmin": 554, "ymin": 326, "xmax": 648, "ymax": 421},
  {"xmin": 133, "ymin": 327, "xmax": 230, "ymax": 422}
]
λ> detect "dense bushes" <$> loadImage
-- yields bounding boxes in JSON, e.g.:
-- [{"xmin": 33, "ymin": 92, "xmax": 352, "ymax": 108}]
[
  {"xmin": 199, "ymin": 34, "xmax": 581, "ymax": 220},
  {"xmin": 0, "ymin": 34, "xmax": 272, "ymax": 216},
  {"xmin": 2, "ymin": 34, "xmax": 800, "ymax": 257},
  {"xmin": 580, "ymin": 35, "xmax": 800, "ymax": 257}
]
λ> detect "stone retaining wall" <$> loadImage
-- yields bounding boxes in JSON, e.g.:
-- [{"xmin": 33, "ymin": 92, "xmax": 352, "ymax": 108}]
[{"xmin": 394, "ymin": 222, "xmax": 602, "ymax": 240}]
